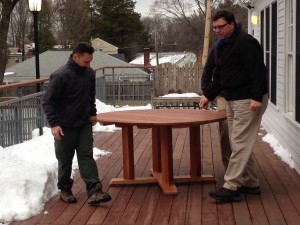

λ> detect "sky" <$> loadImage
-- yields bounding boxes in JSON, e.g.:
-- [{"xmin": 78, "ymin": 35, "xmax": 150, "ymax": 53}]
[
  {"xmin": 135, "ymin": 0, "xmax": 153, "ymax": 16},
  {"xmin": 0, "ymin": 93, "xmax": 295, "ymax": 225}
]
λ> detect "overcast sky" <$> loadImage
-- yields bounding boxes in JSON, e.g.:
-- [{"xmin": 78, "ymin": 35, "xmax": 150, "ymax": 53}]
[{"xmin": 135, "ymin": 0, "xmax": 153, "ymax": 16}]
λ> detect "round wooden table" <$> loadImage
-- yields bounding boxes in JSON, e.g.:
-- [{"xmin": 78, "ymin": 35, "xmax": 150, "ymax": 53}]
[{"xmin": 97, "ymin": 109, "xmax": 226, "ymax": 195}]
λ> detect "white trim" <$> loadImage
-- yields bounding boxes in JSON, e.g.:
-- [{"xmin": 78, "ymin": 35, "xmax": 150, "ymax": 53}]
[{"xmin": 285, "ymin": 0, "xmax": 296, "ymax": 119}]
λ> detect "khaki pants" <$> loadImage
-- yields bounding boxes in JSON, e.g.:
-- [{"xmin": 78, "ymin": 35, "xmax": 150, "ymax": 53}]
[
  {"xmin": 223, "ymin": 94, "xmax": 268, "ymax": 190},
  {"xmin": 216, "ymin": 96, "xmax": 231, "ymax": 169}
]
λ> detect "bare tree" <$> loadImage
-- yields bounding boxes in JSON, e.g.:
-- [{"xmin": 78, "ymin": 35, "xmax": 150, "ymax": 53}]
[
  {"xmin": 54, "ymin": 0, "xmax": 91, "ymax": 48},
  {"xmin": 9, "ymin": 0, "xmax": 30, "ymax": 61},
  {"xmin": 147, "ymin": 0, "xmax": 222, "ymax": 58},
  {"xmin": 0, "ymin": 0, "xmax": 19, "ymax": 84},
  {"xmin": 147, "ymin": 0, "xmax": 247, "ymax": 59},
  {"xmin": 150, "ymin": 0, "xmax": 221, "ymax": 33}
]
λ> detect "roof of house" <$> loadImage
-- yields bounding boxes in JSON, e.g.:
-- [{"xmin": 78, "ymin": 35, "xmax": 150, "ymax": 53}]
[
  {"xmin": 5, "ymin": 50, "xmax": 146, "ymax": 83},
  {"xmin": 91, "ymin": 38, "xmax": 118, "ymax": 52},
  {"xmin": 129, "ymin": 52, "xmax": 197, "ymax": 67}
]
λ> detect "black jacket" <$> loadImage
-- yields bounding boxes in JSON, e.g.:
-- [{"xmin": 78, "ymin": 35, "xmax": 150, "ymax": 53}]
[
  {"xmin": 201, "ymin": 25, "xmax": 268, "ymax": 102},
  {"xmin": 42, "ymin": 56, "xmax": 97, "ymax": 128}
]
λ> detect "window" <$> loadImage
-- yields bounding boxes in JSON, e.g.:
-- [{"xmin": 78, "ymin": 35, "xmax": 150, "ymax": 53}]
[
  {"xmin": 285, "ymin": 0, "xmax": 300, "ymax": 123},
  {"xmin": 286, "ymin": 0, "xmax": 295, "ymax": 115},
  {"xmin": 271, "ymin": 2, "xmax": 277, "ymax": 105},
  {"xmin": 261, "ymin": 2, "xmax": 277, "ymax": 105}
]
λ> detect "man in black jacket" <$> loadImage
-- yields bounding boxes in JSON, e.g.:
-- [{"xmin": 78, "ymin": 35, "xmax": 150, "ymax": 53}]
[
  {"xmin": 199, "ymin": 11, "xmax": 268, "ymax": 202},
  {"xmin": 43, "ymin": 42, "xmax": 111, "ymax": 205}
]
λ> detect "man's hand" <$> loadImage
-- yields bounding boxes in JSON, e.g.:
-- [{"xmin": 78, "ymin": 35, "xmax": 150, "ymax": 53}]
[
  {"xmin": 51, "ymin": 126, "xmax": 64, "ymax": 140},
  {"xmin": 199, "ymin": 96, "xmax": 210, "ymax": 110},
  {"xmin": 249, "ymin": 100, "xmax": 262, "ymax": 111},
  {"xmin": 91, "ymin": 116, "xmax": 97, "ymax": 126}
]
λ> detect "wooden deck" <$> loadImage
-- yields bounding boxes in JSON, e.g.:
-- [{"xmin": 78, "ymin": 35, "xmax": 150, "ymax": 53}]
[{"xmin": 12, "ymin": 123, "xmax": 300, "ymax": 225}]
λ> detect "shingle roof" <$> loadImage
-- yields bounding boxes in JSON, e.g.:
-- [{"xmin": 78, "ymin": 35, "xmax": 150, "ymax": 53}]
[
  {"xmin": 5, "ymin": 50, "xmax": 146, "ymax": 82},
  {"xmin": 130, "ymin": 52, "xmax": 197, "ymax": 67}
]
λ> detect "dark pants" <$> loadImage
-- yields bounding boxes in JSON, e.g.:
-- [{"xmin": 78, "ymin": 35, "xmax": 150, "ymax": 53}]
[{"xmin": 55, "ymin": 123, "xmax": 100, "ymax": 197}]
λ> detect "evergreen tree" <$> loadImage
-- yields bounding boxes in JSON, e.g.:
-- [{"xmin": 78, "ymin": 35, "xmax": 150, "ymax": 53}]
[
  {"xmin": 38, "ymin": 0, "xmax": 56, "ymax": 53},
  {"xmin": 90, "ymin": 0, "xmax": 150, "ymax": 62}
]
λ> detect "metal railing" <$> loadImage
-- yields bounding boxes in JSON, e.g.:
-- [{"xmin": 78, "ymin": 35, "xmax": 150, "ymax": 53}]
[
  {"xmin": 95, "ymin": 66, "xmax": 155, "ymax": 106},
  {"xmin": 0, "ymin": 78, "xmax": 48, "ymax": 147},
  {"xmin": 0, "ymin": 66, "xmax": 155, "ymax": 147}
]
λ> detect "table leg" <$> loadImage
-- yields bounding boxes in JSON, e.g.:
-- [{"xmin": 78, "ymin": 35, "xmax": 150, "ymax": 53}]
[
  {"xmin": 189, "ymin": 126, "xmax": 201, "ymax": 177},
  {"xmin": 156, "ymin": 126, "xmax": 178, "ymax": 195},
  {"xmin": 122, "ymin": 126, "xmax": 134, "ymax": 180},
  {"xmin": 152, "ymin": 127, "xmax": 161, "ymax": 173}
]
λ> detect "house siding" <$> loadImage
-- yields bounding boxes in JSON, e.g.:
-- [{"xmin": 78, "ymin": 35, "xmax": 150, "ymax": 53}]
[{"xmin": 252, "ymin": 0, "xmax": 300, "ymax": 174}]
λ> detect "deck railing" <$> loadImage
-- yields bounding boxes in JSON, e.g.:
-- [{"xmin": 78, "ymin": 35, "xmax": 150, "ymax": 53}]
[
  {"xmin": 0, "ymin": 64, "xmax": 201, "ymax": 147},
  {"xmin": 95, "ymin": 66, "xmax": 155, "ymax": 106},
  {"xmin": 0, "ymin": 66, "xmax": 154, "ymax": 147},
  {"xmin": 0, "ymin": 78, "xmax": 48, "ymax": 147}
]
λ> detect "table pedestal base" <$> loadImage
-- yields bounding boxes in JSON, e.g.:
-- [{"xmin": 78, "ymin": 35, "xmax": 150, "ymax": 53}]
[{"xmin": 110, "ymin": 174, "xmax": 215, "ymax": 195}]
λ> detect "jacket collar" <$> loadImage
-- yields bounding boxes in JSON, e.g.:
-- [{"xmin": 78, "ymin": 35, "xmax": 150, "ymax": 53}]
[
  {"xmin": 218, "ymin": 23, "xmax": 242, "ymax": 46},
  {"xmin": 67, "ymin": 55, "xmax": 86, "ymax": 73}
]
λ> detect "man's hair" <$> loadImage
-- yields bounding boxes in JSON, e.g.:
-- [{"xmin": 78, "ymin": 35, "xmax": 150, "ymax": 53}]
[
  {"xmin": 213, "ymin": 10, "xmax": 237, "ymax": 27},
  {"xmin": 72, "ymin": 42, "xmax": 94, "ymax": 55}
]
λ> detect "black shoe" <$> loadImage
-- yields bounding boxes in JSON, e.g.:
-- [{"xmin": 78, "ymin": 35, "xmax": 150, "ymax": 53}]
[
  {"xmin": 209, "ymin": 187, "xmax": 241, "ymax": 202},
  {"xmin": 239, "ymin": 186, "xmax": 260, "ymax": 194},
  {"xmin": 88, "ymin": 183, "xmax": 112, "ymax": 205}
]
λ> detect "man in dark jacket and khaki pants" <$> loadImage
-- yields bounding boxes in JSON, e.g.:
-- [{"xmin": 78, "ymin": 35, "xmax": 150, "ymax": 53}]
[
  {"xmin": 200, "ymin": 11, "xmax": 268, "ymax": 202},
  {"xmin": 43, "ymin": 42, "xmax": 111, "ymax": 205}
]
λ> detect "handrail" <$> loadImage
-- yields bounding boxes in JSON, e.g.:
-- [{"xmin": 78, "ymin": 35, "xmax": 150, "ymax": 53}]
[
  {"xmin": 0, "ymin": 78, "xmax": 49, "ymax": 90},
  {"xmin": 95, "ymin": 65, "xmax": 156, "ymax": 70}
]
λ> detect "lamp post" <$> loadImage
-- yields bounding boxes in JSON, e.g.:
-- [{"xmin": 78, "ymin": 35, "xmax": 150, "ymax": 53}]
[
  {"xmin": 28, "ymin": 0, "xmax": 42, "ymax": 135},
  {"xmin": 28, "ymin": 0, "xmax": 41, "ymax": 92}
]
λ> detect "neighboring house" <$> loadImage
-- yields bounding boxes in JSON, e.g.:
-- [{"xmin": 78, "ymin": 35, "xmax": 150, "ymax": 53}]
[
  {"xmin": 91, "ymin": 38, "xmax": 118, "ymax": 54},
  {"xmin": 242, "ymin": 0, "xmax": 300, "ymax": 174},
  {"xmin": 129, "ymin": 52, "xmax": 197, "ymax": 67},
  {"xmin": 91, "ymin": 38, "xmax": 125, "ymax": 61},
  {"xmin": 6, "ymin": 47, "xmax": 30, "ymax": 68},
  {"xmin": 4, "ymin": 50, "xmax": 146, "ymax": 83}
]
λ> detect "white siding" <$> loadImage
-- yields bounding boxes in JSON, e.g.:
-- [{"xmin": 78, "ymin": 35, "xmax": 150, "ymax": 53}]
[
  {"xmin": 277, "ymin": 1, "xmax": 285, "ymax": 112},
  {"xmin": 262, "ymin": 105, "xmax": 300, "ymax": 172},
  {"xmin": 251, "ymin": 0, "xmax": 300, "ymax": 174}
]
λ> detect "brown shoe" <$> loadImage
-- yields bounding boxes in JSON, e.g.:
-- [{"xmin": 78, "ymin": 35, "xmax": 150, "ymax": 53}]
[
  {"xmin": 88, "ymin": 183, "xmax": 111, "ymax": 205},
  {"xmin": 60, "ymin": 185, "xmax": 77, "ymax": 203}
]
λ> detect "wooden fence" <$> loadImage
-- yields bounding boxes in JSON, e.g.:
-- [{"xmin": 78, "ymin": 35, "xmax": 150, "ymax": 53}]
[{"xmin": 154, "ymin": 62, "xmax": 203, "ymax": 97}]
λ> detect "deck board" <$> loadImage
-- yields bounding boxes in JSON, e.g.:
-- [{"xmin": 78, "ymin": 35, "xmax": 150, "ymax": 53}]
[{"xmin": 11, "ymin": 123, "xmax": 300, "ymax": 225}]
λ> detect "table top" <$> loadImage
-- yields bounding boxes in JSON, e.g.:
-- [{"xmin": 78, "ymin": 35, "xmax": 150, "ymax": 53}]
[{"xmin": 97, "ymin": 109, "xmax": 226, "ymax": 128}]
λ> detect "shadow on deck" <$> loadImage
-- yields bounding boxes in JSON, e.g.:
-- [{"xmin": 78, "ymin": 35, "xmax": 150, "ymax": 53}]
[{"xmin": 12, "ymin": 123, "xmax": 300, "ymax": 225}]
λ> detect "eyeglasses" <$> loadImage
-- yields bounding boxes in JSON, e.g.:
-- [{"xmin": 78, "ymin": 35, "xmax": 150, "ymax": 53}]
[{"xmin": 213, "ymin": 23, "xmax": 228, "ymax": 31}]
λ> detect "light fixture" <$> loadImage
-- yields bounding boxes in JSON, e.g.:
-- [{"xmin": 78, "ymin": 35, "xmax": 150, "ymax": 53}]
[
  {"xmin": 251, "ymin": 13, "xmax": 258, "ymax": 25},
  {"xmin": 28, "ymin": 0, "xmax": 42, "ymax": 12}
]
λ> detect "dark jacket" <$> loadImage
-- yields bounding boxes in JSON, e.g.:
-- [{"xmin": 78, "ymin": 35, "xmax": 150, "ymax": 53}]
[
  {"xmin": 201, "ymin": 25, "xmax": 268, "ymax": 102},
  {"xmin": 42, "ymin": 56, "xmax": 97, "ymax": 128}
]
